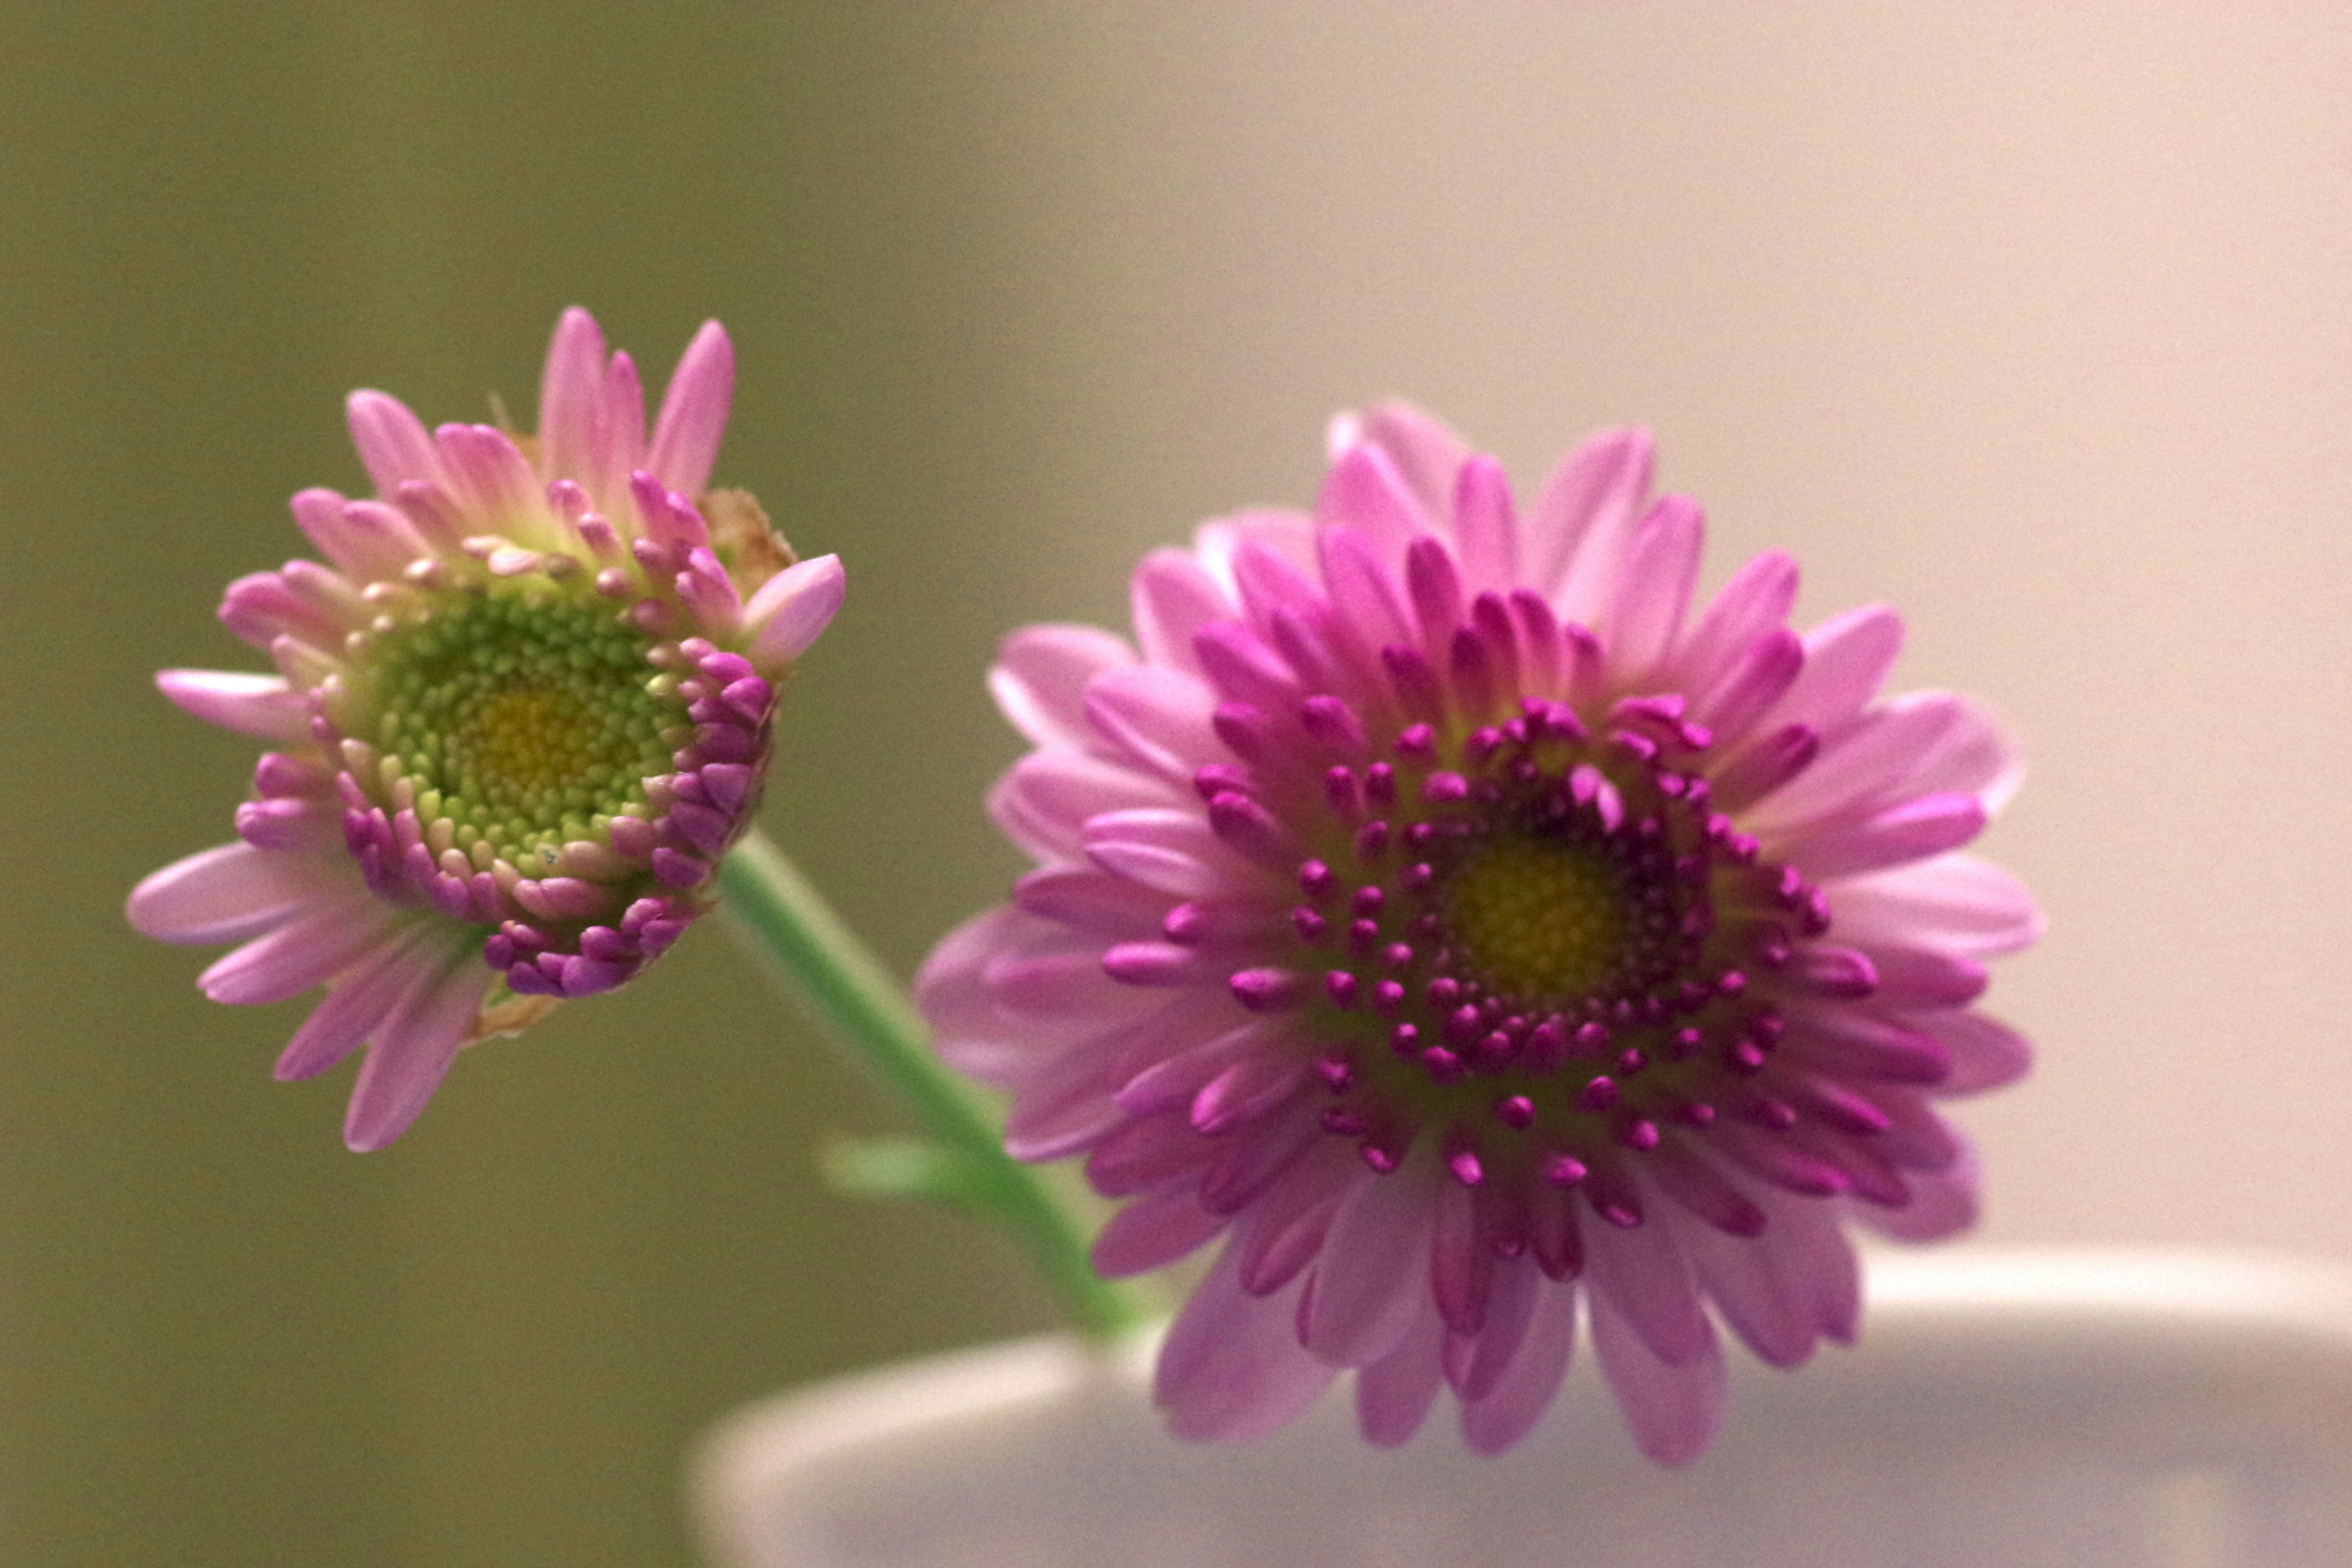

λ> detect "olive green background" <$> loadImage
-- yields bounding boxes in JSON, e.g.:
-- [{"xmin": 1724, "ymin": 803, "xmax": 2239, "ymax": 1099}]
[
  {"xmin": 10, "ymin": 5, "xmax": 2352, "ymax": 1566},
  {"xmin": 1, "ymin": 8, "xmax": 1114, "ymax": 1566}
]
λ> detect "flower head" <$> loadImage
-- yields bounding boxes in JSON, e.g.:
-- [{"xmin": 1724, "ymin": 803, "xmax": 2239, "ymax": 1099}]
[
  {"xmin": 919, "ymin": 406, "xmax": 2037, "ymax": 1462},
  {"xmin": 129, "ymin": 309, "xmax": 845, "ymax": 1150}
]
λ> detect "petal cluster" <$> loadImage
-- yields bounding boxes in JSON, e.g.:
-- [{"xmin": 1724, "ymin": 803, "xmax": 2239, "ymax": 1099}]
[
  {"xmin": 129, "ymin": 309, "xmax": 845, "ymax": 1150},
  {"xmin": 919, "ymin": 405, "xmax": 2038, "ymax": 1461}
]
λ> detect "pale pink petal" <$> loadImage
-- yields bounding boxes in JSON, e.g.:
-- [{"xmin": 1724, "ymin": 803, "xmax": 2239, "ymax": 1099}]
[
  {"xmin": 1316, "ymin": 440, "xmax": 1434, "ymax": 565},
  {"xmin": 273, "ymin": 923, "xmax": 447, "ymax": 1082},
  {"xmin": 156, "ymin": 669, "xmax": 311, "ymax": 745},
  {"xmin": 344, "ymin": 390, "xmax": 441, "ymax": 497},
  {"xmin": 1599, "ymin": 495, "xmax": 1703, "ymax": 684},
  {"xmin": 1913, "ymin": 1008, "xmax": 2034, "ymax": 1093},
  {"xmin": 1755, "ymin": 605, "xmax": 1905, "ymax": 739},
  {"xmin": 1744, "ymin": 694, "xmax": 1967, "ymax": 839},
  {"xmin": 288, "ymin": 487, "xmax": 421, "ymax": 581},
  {"xmin": 646, "ymin": 318, "xmax": 734, "ymax": 496},
  {"xmin": 1313, "ymin": 526, "xmax": 1415, "ymax": 654},
  {"xmin": 988, "ymin": 625, "xmax": 1136, "ymax": 750},
  {"xmin": 1670, "ymin": 549, "xmax": 1798, "ymax": 695},
  {"xmin": 1448, "ymin": 1251, "xmax": 1542, "ymax": 1403},
  {"xmin": 342, "ymin": 941, "xmax": 491, "ymax": 1152},
  {"xmin": 1082, "ymin": 664, "xmax": 1223, "ymax": 782},
  {"xmin": 1792, "ymin": 792, "xmax": 1987, "ymax": 880},
  {"xmin": 1130, "ymin": 548, "xmax": 1233, "ymax": 673},
  {"xmin": 1528, "ymin": 426, "xmax": 1653, "ymax": 613},
  {"xmin": 1093, "ymin": 1186, "xmax": 1226, "ymax": 1278},
  {"xmin": 1675, "ymin": 1193, "xmax": 1856, "ymax": 1367},
  {"xmin": 590, "ymin": 350, "xmax": 647, "ymax": 503},
  {"xmin": 742, "ymin": 554, "xmax": 845, "ymax": 671},
  {"xmin": 1354, "ymin": 1311, "xmax": 1446, "ymax": 1448},
  {"xmin": 1590, "ymin": 1288, "xmax": 1725, "ymax": 1466},
  {"xmin": 1329, "ymin": 401, "xmax": 1471, "ymax": 526},
  {"xmin": 1853, "ymin": 1139, "xmax": 1980, "ymax": 1241},
  {"xmin": 1905, "ymin": 694, "xmax": 2027, "ymax": 815},
  {"xmin": 127, "ymin": 843, "xmax": 342, "ymax": 946},
  {"xmin": 1158, "ymin": 1246, "xmax": 1338, "ymax": 1441},
  {"xmin": 1581, "ymin": 1202, "xmax": 1713, "ymax": 1367},
  {"xmin": 198, "ymin": 895, "xmax": 406, "ymax": 1005},
  {"xmin": 1194, "ymin": 507, "xmax": 1319, "ymax": 595},
  {"xmin": 1302, "ymin": 1156, "xmax": 1438, "ymax": 1367},
  {"xmin": 1450, "ymin": 456, "xmax": 1520, "ymax": 595},
  {"xmin": 1460, "ymin": 1280, "xmax": 1578, "ymax": 1455},
  {"xmin": 536, "ymin": 306, "xmax": 609, "ymax": 485}
]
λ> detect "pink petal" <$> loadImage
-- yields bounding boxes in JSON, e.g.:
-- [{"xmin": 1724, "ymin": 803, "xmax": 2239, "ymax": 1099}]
[
  {"xmin": 1672, "ymin": 549, "xmax": 1799, "ymax": 696},
  {"xmin": 127, "ymin": 842, "xmax": 342, "ymax": 945},
  {"xmin": 1590, "ymin": 1288, "xmax": 1726, "ymax": 1466},
  {"xmin": 1904, "ymin": 694, "xmax": 2027, "ymax": 815},
  {"xmin": 1448, "ymin": 1251, "xmax": 1542, "ymax": 1403},
  {"xmin": 646, "ymin": 319, "xmax": 734, "ymax": 497},
  {"xmin": 1082, "ymin": 664, "xmax": 1223, "ymax": 782},
  {"xmin": 1011, "ymin": 865, "xmax": 1172, "ymax": 939},
  {"xmin": 590, "ymin": 350, "xmax": 647, "ymax": 503},
  {"xmin": 1793, "ymin": 791, "xmax": 1987, "ymax": 880},
  {"xmin": 1450, "ymin": 456, "xmax": 1520, "ymax": 595},
  {"xmin": 1675, "ymin": 1191, "xmax": 1857, "ymax": 1368},
  {"xmin": 1313, "ymin": 526, "xmax": 1414, "ymax": 654},
  {"xmin": 1744, "ymin": 694, "xmax": 1967, "ymax": 839},
  {"xmin": 1302, "ymin": 1156, "xmax": 1438, "ymax": 1368},
  {"xmin": 1316, "ymin": 440, "xmax": 1431, "ymax": 566},
  {"xmin": 1581, "ymin": 1195, "xmax": 1713, "ymax": 1366},
  {"xmin": 1354, "ymin": 1312, "xmax": 1446, "ymax": 1448},
  {"xmin": 536, "ymin": 306, "xmax": 609, "ymax": 486},
  {"xmin": 1760, "ymin": 605, "xmax": 1905, "ymax": 739},
  {"xmin": 198, "ymin": 895, "xmax": 404, "ymax": 1005},
  {"xmin": 1460, "ymin": 1280, "xmax": 1579, "ymax": 1455},
  {"xmin": 156, "ymin": 669, "xmax": 312, "ymax": 744},
  {"xmin": 344, "ymin": 390, "xmax": 442, "ymax": 497},
  {"xmin": 1092, "ymin": 1186, "xmax": 1226, "ymax": 1278},
  {"xmin": 1528, "ymin": 426, "xmax": 1653, "ymax": 615},
  {"xmin": 1157, "ymin": 1246, "xmax": 1337, "ymax": 1442},
  {"xmin": 989, "ymin": 624, "xmax": 1136, "ymax": 750},
  {"xmin": 1328, "ymin": 401, "xmax": 1471, "ymax": 527},
  {"xmin": 742, "ymin": 554, "xmax": 845, "ymax": 671},
  {"xmin": 1599, "ymin": 494, "xmax": 1703, "ymax": 684},
  {"xmin": 288, "ymin": 487, "xmax": 421, "ymax": 581},
  {"xmin": 1913, "ymin": 1008, "xmax": 2034, "ymax": 1093},
  {"xmin": 1853, "ymin": 1138, "xmax": 1980, "ymax": 1241},
  {"xmin": 1130, "ymin": 548, "xmax": 1232, "ymax": 673},
  {"xmin": 342, "ymin": 940, "xmax": 491, "ymax": 1152},
  {"xmin": 273, "ymin": 922, "xmax": 446, "ymax": 1082}
]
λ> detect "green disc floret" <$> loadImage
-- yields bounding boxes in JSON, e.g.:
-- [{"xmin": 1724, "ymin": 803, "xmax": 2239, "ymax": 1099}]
[{"xmin": 368, "ymin": 588, "xmax": 680, "ymax": 862}]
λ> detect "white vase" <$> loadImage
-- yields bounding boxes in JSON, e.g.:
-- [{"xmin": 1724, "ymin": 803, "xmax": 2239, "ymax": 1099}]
[{"xmin": 693, "ymin": 1250, "xmax": 2352, "ymax": 1568}]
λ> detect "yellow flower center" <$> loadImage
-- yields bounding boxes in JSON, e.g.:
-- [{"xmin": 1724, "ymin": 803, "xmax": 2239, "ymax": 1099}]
[{"xmin": 1441, "ymin": 835, "xmax": 1630, "ymax": 1001}]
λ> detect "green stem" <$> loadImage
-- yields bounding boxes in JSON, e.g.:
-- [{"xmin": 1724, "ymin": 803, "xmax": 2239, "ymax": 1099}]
[{"xmin": 718, "ymin": 828, "xmax": 1147, "ymax": 1341}]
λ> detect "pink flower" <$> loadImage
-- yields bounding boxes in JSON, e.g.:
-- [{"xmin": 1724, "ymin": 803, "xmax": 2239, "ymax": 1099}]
[
  {"xmin": 129, "ymin": 309, "xmax": 845, "ymax": 1150},
  {"xmin": 919, "ymin": 405, "xmax": 2037, "ymax": 1461}
]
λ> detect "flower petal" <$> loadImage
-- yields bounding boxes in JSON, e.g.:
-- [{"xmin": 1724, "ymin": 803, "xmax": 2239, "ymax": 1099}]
[
  {"xmin": 1156, "ymin": 1245, "xmax": 1337, "ymax": 1442},
  {"xmin": 646, "ymin": 318, "xmax": 734, "ymax": 497},
  {"xmin": 988, "ymin": 625, "xmax": 1136, "ymax": 750},
  {"xmin": 1590, "ymin": 1286, "xmax": 1725, "ymax": 1466},
  {"xmin": 156, "ymin": 669, "xmax": 312, "ymax": 745},
  {"xmin": 742, "ymin": 554, "xmax": 845, "ymax": 671},
  {"xmin": 127, "ymin": 843, "xmax": 342, "ymax": 946},
  {"xmin": 342, "ymin": 941, "xmax": 491, "ymax": 1152},
  {"xmin": 1529, "ymin": 426, "xmax": 1653, "ymax": 615}
]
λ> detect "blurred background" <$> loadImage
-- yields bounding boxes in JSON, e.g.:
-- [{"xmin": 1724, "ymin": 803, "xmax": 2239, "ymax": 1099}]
[{"xmin": 6, "ymin": 4, "xmax": 2351, "ymax": 1564}]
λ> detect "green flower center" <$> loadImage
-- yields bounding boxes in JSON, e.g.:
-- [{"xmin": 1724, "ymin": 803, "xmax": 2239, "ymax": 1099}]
[{"xmin": 368, "ymin": 590, "xmax": 680, "ymax": 863}]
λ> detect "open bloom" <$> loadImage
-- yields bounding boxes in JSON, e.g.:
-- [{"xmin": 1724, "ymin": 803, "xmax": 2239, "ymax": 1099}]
[
  {"xmin": 919, "ymin": 406, "xmax": 2037, "ymax": 1461},
  {"xmin": 129, "ymin": 309, "xmax": 845, "ymax": 1150}
]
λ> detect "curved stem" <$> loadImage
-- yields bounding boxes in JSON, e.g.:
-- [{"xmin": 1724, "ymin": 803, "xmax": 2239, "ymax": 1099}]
[{"xmin": 718, "ymin": 829, "xmax": 1147, "ymax": 1340}]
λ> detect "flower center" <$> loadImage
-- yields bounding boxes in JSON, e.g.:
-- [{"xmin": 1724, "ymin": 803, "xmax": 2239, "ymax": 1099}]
[
  {"xmin": 368, "ymin": 590, "xmax": 681, "ymax": 863},
  {"xmin": 1441, "ymin": 835, "xmax": 1629, "ymax": 1001}
]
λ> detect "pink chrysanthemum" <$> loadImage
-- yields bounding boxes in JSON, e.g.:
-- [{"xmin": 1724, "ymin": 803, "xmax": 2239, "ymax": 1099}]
[
  {"xmin": 129, "ymin": 309, "xmax": 845, "ymax": 1150},
  {"xmin": 919, "ymin": 406, "xmax": 2038, "ymax": 1462}
]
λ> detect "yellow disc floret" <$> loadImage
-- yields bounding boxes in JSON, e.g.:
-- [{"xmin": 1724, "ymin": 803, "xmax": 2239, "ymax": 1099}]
[{"xmin": 1442, "ymin": 834, "xmax": 1630, "ymax": 1001}]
